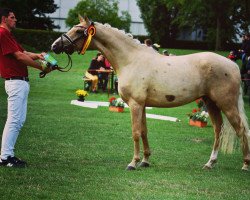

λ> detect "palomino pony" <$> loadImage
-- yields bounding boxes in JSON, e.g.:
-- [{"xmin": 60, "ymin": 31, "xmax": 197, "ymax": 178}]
[{"xmin": 51, "ymin": 16, "xmax": 250, "ymax": 171}]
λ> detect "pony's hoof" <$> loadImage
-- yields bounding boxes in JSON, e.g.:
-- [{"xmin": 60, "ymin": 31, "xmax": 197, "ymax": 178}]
[
  {"xmin": 241, "ymin": 165, "xmax": 249, "ymax": 171},
  {"xmin": 203, "ymin": 160, "xmax": 217, "ymax": 170},
  {"xmin": 203, "ymin": 164, "xmax": 212, "ymax": 170},
  {"xmin": 126, "ymin": 166, "xmax": 136, "ymax": 171},
  {"xmin": 139, "ymin": 162, "xmax": 150, "ymax": 168}
]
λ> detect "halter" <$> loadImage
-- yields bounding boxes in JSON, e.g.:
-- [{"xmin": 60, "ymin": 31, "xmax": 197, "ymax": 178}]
[
  {"xmin": 60, "ymin": 22, "xmax": 96, "ymax": 55},
  {"xmin": 50, "ymin": 22, "xmax": 96, "ymax": 76},
  {"xmin": 39, "ymin": 54, "xmax": 73, "ymax": 78}
]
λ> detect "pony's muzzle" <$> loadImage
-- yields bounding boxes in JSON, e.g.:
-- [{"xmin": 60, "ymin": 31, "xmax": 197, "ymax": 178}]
[{"xmin": 51, "ymin": 43, "xmax": 62, "ymax": 54}]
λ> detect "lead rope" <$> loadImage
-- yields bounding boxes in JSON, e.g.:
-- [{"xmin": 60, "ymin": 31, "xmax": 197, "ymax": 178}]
[
  {"xmin": 40, "ymin": 25, "xmax": 96, "ymax": 78},
  {"xmin": 39, "ymin": 54, "xmax": 72, "ymax": 78}
]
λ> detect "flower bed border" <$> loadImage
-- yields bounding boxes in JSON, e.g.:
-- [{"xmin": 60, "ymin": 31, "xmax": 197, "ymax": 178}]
[{"xmin": 109, "ymin": 106, "xmax": 124, "ymax": 113}]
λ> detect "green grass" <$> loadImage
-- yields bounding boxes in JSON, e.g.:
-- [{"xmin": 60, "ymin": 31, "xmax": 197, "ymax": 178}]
[{"xmin": 0, "ymin": 49, "xmax": 250, "ymax": 200}]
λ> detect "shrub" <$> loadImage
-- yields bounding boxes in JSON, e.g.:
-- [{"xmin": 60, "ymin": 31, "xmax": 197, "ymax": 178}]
[{"xmin": 13, "ymin": 28, "xmax": 62, "ymax": 52}]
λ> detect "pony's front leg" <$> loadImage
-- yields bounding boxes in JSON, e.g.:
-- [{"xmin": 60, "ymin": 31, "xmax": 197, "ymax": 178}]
[
  {"xmin": 126, "ymin": 102, "xmax": 144, "ymax": 170},
  {"xmin": 203, "ymin": 100, "xmax": 222, "ymax": 169}
]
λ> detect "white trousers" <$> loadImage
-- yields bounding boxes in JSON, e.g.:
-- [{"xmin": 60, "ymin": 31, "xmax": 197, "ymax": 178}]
[{"xmin": 1, "ymin": 80, "xmax": 30, "ymax": 160}]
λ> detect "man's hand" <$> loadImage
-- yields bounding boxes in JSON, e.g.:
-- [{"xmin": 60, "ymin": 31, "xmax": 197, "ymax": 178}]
[
  {"xmin": 23, "ymin": 51, "xmax": 45, "ymax": 60},
  {"xmin": 39, "ymin": 61, "xmax": 57, "ymax": 78}
]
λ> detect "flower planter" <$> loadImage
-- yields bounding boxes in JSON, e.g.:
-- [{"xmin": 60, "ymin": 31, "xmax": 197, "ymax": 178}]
[
  {"xmin": 77, "ymin": 96, "xmax": 85, "ymax": 102},
  {"xmin": 109, "ymin": 106, "xmax": 124, "ymax": 113},
  {"xmin": 189, "ymin": 119, "xmax": 207, "ymax": 128}
]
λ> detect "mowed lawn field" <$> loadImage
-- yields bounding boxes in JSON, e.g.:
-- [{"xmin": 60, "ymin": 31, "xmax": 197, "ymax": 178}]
[{"xmin": 0, "ymin": 49, "xmax": 250, "ymax": 200}]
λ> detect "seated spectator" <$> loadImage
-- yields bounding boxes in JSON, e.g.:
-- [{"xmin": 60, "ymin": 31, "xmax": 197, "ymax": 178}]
[
  {"xmin": 85, "ymin": 52, "xmax": 105, "ymax": 92},
  {"xmin": 98, "ymin": 56, "xmax": 111, "ymax": 91},
  {"xmin": 104, "ymin": 57, "xmax": 111, "ymax": 69}
]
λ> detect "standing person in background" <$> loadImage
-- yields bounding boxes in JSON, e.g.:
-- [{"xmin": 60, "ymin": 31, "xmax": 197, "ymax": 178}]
[
  {"xmin": 152, "ymin": 43, "xmax": 160, "ymax": 52},
  {"xmin": 243, "ymin": 34, "xmax": 250, "ymax": 58},
  {"xmin": 144, "ymin": 39, "xmax": 160, "ymax": 52},
  {"xmin": 162, "ymin": 49, "xmax": 169, "ymax": 56},
  {"xmin": 0, "ymin": 8, "xmax": 47, "ymax": 168},
  {"xmin": 227, "ymin": 51, "xmax": 237, "ymax": 61},
  {"xmin": 144, "ymin": 39, "xmax": 153, "ymax": 48},
  {"xmin": 243, "ymin": 34, "xmax": 250, "ymax": 104}
]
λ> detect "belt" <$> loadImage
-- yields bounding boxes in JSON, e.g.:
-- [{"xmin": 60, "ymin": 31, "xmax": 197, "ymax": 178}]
[{"xmin": 5, "ymin": 76, "xmax": 29, "ymax": 82}]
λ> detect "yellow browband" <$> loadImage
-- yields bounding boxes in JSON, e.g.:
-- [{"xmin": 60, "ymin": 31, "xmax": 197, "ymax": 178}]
[{"xmin": 80, "ymin": 25, "xmax": 96, "ymax": 55}]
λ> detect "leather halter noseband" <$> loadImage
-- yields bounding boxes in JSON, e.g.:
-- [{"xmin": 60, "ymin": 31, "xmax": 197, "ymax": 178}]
[
  {"xmin": 60, "ymin": 22, "xmax": 96, "ymax": 55},
  {"xmin": 46, "ymin": 22, "xmax": 96, "ymax": 76}
]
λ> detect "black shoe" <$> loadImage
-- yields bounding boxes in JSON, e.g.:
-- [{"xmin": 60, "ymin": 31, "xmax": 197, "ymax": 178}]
[{"xmin": 0, "ymin": 156, "xmax": 27, "ymax": 168}]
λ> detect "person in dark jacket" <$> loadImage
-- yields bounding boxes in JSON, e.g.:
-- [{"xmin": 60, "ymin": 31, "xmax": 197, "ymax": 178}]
[{"xmin": 85, "ymin": 52, "xmax": 109, "ymax": 92}]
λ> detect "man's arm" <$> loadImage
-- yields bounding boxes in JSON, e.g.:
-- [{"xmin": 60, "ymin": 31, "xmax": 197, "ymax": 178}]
[
  {"xmin": 13, "ymin": 51, "xmax": 43, "ymax": 71},
  {"xmin": 23, "ymin": 51, "xmax": 44, "ymax": 60}
]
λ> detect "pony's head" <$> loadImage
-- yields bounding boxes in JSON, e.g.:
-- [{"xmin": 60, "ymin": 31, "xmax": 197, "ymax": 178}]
[{"xmin": 51, "ymin": 15, "xmax": 95, "ymax": 55}]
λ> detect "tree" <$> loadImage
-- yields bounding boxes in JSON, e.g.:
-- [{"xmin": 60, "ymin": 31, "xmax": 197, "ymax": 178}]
[
  {"xmin": 137, "ymin": 0, "xmax": 179, "ymax": 46},
  {"xmin": 166, "ymin": 0, "xmax": 234, "ymax": 50},
  {"xmin": 137, "ymin": 0, "xmax": 250, "ymax": 50},
  {"xmin": 231, "ymin": 0, "xmax": 250, "ymax": 35},
  {"xmin": 65, "ymin": 0, "xmax": 131, "ymax": 33},
  {"xmin": 0, "ymin": 0, "xmax": 58, "ymax": 30}
]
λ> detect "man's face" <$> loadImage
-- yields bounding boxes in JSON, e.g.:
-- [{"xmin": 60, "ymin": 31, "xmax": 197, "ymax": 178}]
[{"xmin": 2, "ymin": 12, "xmax": 17, "ymax": 30}]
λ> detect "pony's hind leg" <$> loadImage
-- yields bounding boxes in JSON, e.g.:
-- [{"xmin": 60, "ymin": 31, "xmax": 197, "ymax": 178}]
[
  {"xmin": 139, "ymin": 107, "xmax": 151, "ymax": 168},
  {"xmin": 222, "ymin": 107, "xmax": 250, "ymax": 170},
  {"xmin": 203, "ymin": 98, "xmax": 223, "ymax": 169}
]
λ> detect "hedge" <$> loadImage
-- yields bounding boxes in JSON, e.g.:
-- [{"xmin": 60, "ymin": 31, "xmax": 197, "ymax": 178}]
[
  {"xmin": 135, "ymin": 35, "xmax": 240, "ymax": 51},
  {"xmin": 13, "ymin": 28, "xmax": 62, "ymax": 52}
]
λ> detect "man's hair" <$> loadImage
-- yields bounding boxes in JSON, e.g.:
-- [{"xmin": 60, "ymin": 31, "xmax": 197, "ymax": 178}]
[{"xmin": 0, "ymin": 8, "xmax": 13, "ymax": 22}]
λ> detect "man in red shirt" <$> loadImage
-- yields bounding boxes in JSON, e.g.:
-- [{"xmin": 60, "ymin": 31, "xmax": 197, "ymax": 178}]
[{"xmin": 0, "ymin": 8, "xmax": 46, "ymax": 168}]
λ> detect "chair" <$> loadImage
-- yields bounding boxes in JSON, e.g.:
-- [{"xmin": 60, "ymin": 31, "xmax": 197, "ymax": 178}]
[{"xmin": 83, "ymin": 76, "xmax": 92, "ymax": 91}]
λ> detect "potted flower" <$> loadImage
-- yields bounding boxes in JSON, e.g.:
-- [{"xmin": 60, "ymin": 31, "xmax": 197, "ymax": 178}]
[
  {"xmin": 109, "ymin": 97, "xmax": 125, "ymax": 112},
  {"xmin": 188, "ymin": 111, "xmax": 209, "ymax": 127},
  {"xmin": 76, "ymin": 89, "xmax": 88, "ymax": 102},
  {"xmin": 187, "ymin": 99, "xmax": 209, "ymax": 127}
]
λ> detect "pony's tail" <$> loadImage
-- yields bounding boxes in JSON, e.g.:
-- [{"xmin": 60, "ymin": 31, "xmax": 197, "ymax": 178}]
[{"xmin": 220, "ymin": 86, "xmax": 250, "ymax": 154}]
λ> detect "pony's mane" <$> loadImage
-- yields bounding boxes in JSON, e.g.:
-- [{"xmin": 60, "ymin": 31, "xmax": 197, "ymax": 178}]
[{"xmin": 95, "ymin": 22, "xmax": 143, "ymax": 46}]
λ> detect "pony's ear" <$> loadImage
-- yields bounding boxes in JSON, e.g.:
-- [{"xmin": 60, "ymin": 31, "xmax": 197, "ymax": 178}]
[
  {"xmin": 83, "ymin": 15, "xmax": 91, "ymax": 25},
  {"xmin": 78, "ymin": 14, "xmax": 84, "ymax": 23}
]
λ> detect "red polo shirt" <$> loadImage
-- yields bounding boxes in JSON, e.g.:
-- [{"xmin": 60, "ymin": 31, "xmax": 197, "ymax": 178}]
[{"xmin": 0, "ymin": 27, "xmax": 28, "ymax": 78}]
